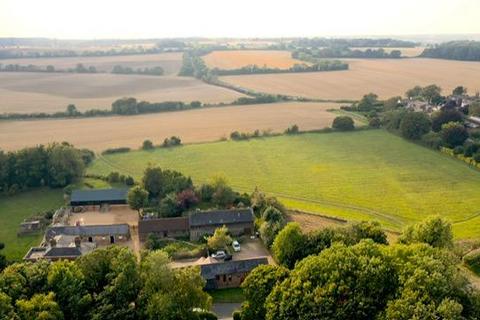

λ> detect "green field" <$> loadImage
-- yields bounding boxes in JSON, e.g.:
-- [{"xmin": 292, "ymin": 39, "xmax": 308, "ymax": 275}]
[
  {"xmin": 0, "ymin": 188, "xmax": 65, "ymax": 260},
  {"xmin": 88, "ymin": 130, "xmax": 480, "ymax": 239}
]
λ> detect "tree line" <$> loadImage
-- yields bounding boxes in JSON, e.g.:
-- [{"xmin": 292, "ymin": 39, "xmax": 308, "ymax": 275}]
[
  {"xmin": 293, "ymin": 47, "xmax": 402, "ymax": 60},
  {"xmin": 0, "ymin": 246, "xmax": 217, "ymax": 320},
  {"xmin": 234, "ymin": 216, "xmax": 480, "ymax": 320},
  {"xmin": 211, "ymin": 60, "xmax": 348, "ymax": 76},
  {"xmin": 0, "ymin": 63, "xmax": 97, "ymax": 73},
  {"xmin": 289, "ymin": 37, "xmax": 417, "ymax": 48},
  {"xmin": 421, "ymin": 41, "xmax": 480, "ymax": 61},
  {"xmin": 111, "ymin": 65, "xmax": 164, "ymax": 76},
  {"xmin": 0, "ymin": 143, "xmax": 93, "ymax": 195}
]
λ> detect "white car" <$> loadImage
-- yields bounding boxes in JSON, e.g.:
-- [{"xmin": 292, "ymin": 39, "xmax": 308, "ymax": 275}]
[
  {"xmin": 232, "ymin": 240, "xmax": 241, "ymax": 252},
  {"xmin": 211, "ymin": 251, "xmax": 226, "ymax": 260}
]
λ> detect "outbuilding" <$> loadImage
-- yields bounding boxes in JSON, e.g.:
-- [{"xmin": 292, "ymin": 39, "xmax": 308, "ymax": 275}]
[{"xmin": 70, "ymin": 188, "xmax": 128, "ymax": 206}]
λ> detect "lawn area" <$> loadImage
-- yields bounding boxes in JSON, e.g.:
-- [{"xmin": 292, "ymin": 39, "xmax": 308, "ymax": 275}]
[
  {"xmin": 0, "ymin": 188, "xmax": 65, "ymax": 261},
  {"xmin": 208, "ymin": 288, "xmax": 245, "ymax": 303},
  {"xmin": 88, "ymin": 130, "xmax": 480, "ymax": 239}
]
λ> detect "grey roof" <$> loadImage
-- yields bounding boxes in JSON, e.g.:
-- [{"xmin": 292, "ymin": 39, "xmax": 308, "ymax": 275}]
[
  {"xmin": 189, "ymin": 208, "xmax": 254, "ymax": 227},
  {"xmin": 44, "ymin": 246, "xmax": 82, "ymax": 258},
  {"xmin": 46, "ymin": 224, "xmax": 129, "ymax": 239},
  {"xmin": 70, "ymin": 188, "xmax": 128, "ymax": 203},
  {"xmin": 201, "ymin": 257, "xmax": 268, "ymax": 280}
]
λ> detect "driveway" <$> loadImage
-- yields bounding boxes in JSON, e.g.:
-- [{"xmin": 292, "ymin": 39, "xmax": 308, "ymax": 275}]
[
  {"xmin": 233, "ymin": 238, "xmax": 274, "ymax": 264},
  {"xmin": 212, "ymin": 303, "xmax": 241, "ymax": 320}
]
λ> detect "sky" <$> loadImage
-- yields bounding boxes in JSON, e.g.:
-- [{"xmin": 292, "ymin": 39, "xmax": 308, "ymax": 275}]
[{"xmin": 0, "ymin": 0, "xmax": 479, "ymax": 39}]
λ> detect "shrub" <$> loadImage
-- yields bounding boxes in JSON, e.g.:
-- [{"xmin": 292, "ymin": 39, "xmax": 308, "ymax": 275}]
[
  {"xmin": 453, "ymin": 146, "xmax": 464, "ymax": 155},
  {"xmin": 369, "ymin": 117, "xmax": 381, "ymax": 128},
  {"xmin": 285, "ymin": 124, "xmax": 299, "ymax": 134},
  {"xmin": 102, "ymin": 147, "xmax": 131, "ymax": 155},
  {"xmin": 474, "ymin": 152, "xmax": 480, "ymax": 163},
  {"xmin": 125, "ymin": 176, "xmax": 135, "ymax": 186},
  {"xmin": 142, "ymin": 139, "xmax": 154, "ymax": 150},
  {"xmin": 464, "ymin": 142, "xmax": 480, "ymax": 157},
  {"xmin": 400, "ymin": 112, "xmax": 431, "ymax": 140},
  {"xmin": 107, "ymin": 171, "xmax": 120, "ymax": 183},
  {"xmin": 332, "ymin": 116, "xmax": 355, "ymax": 131},
  {"xmin": 440, "ymin": 122, "xmax": 469, "ymax": 148},
  {"xmin": 464, "ymin": 251, "xmax": 480, "ymax": 274},
  {"xmin": 162, "ymin": 136, "xmax": 182, "ymax": 147}
]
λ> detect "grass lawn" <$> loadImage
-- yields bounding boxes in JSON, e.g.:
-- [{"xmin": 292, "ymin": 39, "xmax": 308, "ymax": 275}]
[
  {"xmin": 208, "ymin": 288, "xmax": 245, "ymax": 303},
  {"xmin": 0, "ymin": 188, "xmax": 65, "ymax": 261},
  {"xmin": 88, "ymin": 130, "xmax": 480, "ymax": 239}
]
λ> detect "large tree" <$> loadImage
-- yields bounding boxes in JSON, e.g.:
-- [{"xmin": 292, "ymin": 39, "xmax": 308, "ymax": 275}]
[
  {"xmin": 127, "ymin": 186, "xmax": 149, "ymax": 214},
  {"xmin": 440, "ymin": 122, "xmax": 469, "ymax": 148},
  {"xmin": 272, "ymin": 223, "xmax": 307, "ymax": 269},
  {"xmin": 399, "ymin": 216, "xmax": 454, "ymax": 248},
  {"xmin": 400, "ymin": 112, "xmax": 431, "ymax": 140},
  {"xmin": 431, "ymin": 110, "xmax": 464, "ymax": 132}
]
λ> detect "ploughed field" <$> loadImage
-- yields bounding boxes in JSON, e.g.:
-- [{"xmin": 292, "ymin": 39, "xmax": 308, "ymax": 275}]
[
  {"xmin": 0, "ymin": 72, "xmax": 246, "ymax": 113},
  {"xmin": 0, "ymin": 52, "xmax": 183, "ymax": 75},
  {"xmin": 0, "ymin": 102, "xmax": 342, "ymax": 151},
  {"xmin": 88, "ymin": 130, "xmax": 480, "ymax": 239},
  {"xmin": 203, "ymin": 50, "xmax": 308, "ymax": 69},
  {"xmin": 220, "ymin": 58, "xmax": 480, "ymax": 100}
]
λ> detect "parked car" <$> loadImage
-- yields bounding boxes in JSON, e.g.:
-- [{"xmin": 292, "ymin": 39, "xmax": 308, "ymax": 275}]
[
  {"xmin": 232, "ymin": 240, "xmax": 241, "ymax": 252},
  {"xmin": 224, "ymin": 253, "xmax": 233, "ymax": 261},
  {"xmin": 211, "ymin": 251, "xmax": 226, "ymax": 260}
]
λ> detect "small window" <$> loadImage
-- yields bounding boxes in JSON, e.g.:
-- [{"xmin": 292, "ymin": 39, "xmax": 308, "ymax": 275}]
[
  {"xmin": 223, "ymin": 274, "xmax": 226, "ymax": 282},
  {"xmin": 110, "ymin": 236, "xmax": 115, "ymax": 244},
  {"xmin": 88, "ymin": 237, "xmax": 93, "ymax": 242}
]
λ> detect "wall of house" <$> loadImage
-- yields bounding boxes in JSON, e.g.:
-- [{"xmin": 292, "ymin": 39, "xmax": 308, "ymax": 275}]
[
  {"xmin": 190, "ymin": 222, "xmax": 253, "ymax": 241},
  {"xmin": 206, "ymin": 272, "xmax": 248, "ymax": 290},
  {"xmin": 82, "ymin": 234, "xmax": 129, "ymax": 246}
]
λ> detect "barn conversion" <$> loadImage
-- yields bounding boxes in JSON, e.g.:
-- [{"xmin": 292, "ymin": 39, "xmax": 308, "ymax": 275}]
[
  {"xmin": 46, "ymin": 224, "xmax": 130, "ymax": 245},
  {"xmin": 70, "ymin": 188, "xmax": 128, "ymax": 206},
  {"xmin": 201, "ymin": 257, "xmax": 269, "ymax": 290}
]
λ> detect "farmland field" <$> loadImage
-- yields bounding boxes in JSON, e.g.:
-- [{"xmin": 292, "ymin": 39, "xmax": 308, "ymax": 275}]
[
  {"xmin": 0, "ymin": 72, "xmax": 246, "ymax": 113},
  {"xmin": 88, "ymin": 130, "xmax": 480, "ymax": 239},
  {"xmin": 0, "ymin": 188, "xmax": 64, "ymax": 261},
  {"xmin": 203, "ymin": 50, "xmax": 308, "ymax": 69},
  {"xmin": 0, "ymin": 102, "xmax": 343, "ymax": 151},
  {"xmin": 0, "ymin": 52, "xmax": 183, "ymax": 74},
  {"xmin": 220, "ymin": 58, "xmax": 480, "ymax": 100}
]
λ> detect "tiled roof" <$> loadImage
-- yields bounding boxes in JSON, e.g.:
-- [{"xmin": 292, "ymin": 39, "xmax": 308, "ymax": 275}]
[
  {"xmin": 44, "ymin": 246, "xmax": 82, "ymax": 258},
  {"xmin": 189, "ymin": 208, "xmax": 254, "ymax": 227},
  {"xmin": 200, "ymin": 257, "xmax": 268, "ymax": 280},
  {"xmin": 46, "ymin": 224, "xmax": 129, "ymax": 239}
]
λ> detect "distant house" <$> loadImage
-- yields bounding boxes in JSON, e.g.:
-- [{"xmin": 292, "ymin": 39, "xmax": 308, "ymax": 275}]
[
  {"xmin": 200, "ymin": 257, "xmax": 269, "ymax": 290},
  {"xmin": 138, "ymin": 216, "xmax": 189, "ymax": 241},
  {"xmin": 189, "ymin": 208, "xmax": 255, "ymax": 241},
  {"xmin": 18, "ymin": 220, "xmax": 42, "ymax": 235},
  {"xmin": 70, "ymin": 188, "xmax": 128, "ymax": 206},
  {"xmin": 46, "ymin": 224, "xmax": 130, "ymax": 245}
]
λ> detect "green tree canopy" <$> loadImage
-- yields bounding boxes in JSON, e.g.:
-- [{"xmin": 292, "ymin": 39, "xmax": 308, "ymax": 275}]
[
  {"xmin": 127, "ymin": 186, "xmax": 149, "ymax": 214},
  {"xmin": 399, "ymin": 216, "xmax": 454, "ymax": 248},
  {"xmin": 400, "ymin": 112, "xmax": 431, "ymax": 140}
]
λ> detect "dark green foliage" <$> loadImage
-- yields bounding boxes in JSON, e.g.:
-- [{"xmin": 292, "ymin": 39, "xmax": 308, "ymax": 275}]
[
  {"xmin": 142, "ymin": 166, "xmax": 193, "ymax": 199},
  {"xmin": 453, "ymin": 145, "xmax": 465, "ymax": 155},
  {"xmin": 440, "ymin": 122, "xmax": 469, "ymax": 148},
  {"xmin": 212, "ymin": 60, "xmax": 349, "ymax": 75},
  {"xmin": 421, "ymin": 132, "xmax": 443, "ymax": 149},
  {"xmin": 400, "ymin": 112, "xmax": 431, "ymax": 140},
  {"xmin": 421, "ymin": 41, "xmax": 480, "ymax": 61},
  {"xmin": 239, "ymin": 265, "xmax": 289, "ymax": 320},
  {"xmin": 463, "ymin": 142, "xmax": 480, "ymax": 157},
  {"xmin": 232, "ymin": 95, "xmax": 280, "ymax": 105},
  {"xmin": 102, "ymin": 147, "xmax": 131, "ymax": 155},
  {"xmin": 431, "ymin": 110, "xmax": 464, "ymax": 132},
  {"xmin": 284, "ymin": 124, "xmax": 299, "ymax": 134},
  {"xmin": 332, "ymin": 116, "xmax": 355, "ymax": 131},
  {"xmin": 464, "ymin": 251, "xmax": 480, "ymax": 275},
  {"xmin": 357, "ymin": 93, "xmax": 381, "ymax": 112},
  {"xmin": 349, "ymin": 220, "xmax": 388, "ymax": 244},
  {"xmin": 125, "ymin": 176, "xmax": 135, "ymax": 186},
  {"xmin": 162, "ymin": 136, "xmax": 182, "ymax": 147},
  {"xmin": 127, "ymin": 186, "xmax": 148, "ymax": 213},
  {"xmin": 399, "ymin": 216, "xmax": 453, "ymax": 248},
  {"xmin": 369, "ymin": 117, "xmax": 381, "ymax": 128},
  {"xmin": 293, "ymin": 47, "xmax": 404, "ymax": 60},
  {"xmin": 142, "ymin": 140, "xmax": 154, "ymax": 150},
  {"xmin": 112, "ymin": 65, "xmax": 164, "ymax": 76},
  {"xmin": 474, "ymin": 152, "xmax": 480, "ymax": 163}
]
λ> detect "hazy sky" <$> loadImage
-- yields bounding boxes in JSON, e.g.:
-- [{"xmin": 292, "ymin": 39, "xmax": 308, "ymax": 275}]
[{"xmin": 1, "ymin": 0, "xmax": 479, "ymax": 39}]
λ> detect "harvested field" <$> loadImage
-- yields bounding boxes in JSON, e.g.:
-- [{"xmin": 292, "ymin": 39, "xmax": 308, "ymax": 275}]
[
  {"xmin": 0, "ymin": 102, "xmax": 343, "ymax": 151},
  {"xmin": 0, "ymin": 52, "xmax": 183, "ymax": 74},
  {"xmin": 220, "ymin": 58, "xmax": 480, "ymax": 100},
  {"xmin": 0, "ymin": 72, "xmax": 246, "ymax": 113},
  {"xmin": 203, "ymin": 50, "xmax": 307, "ymax": 69}
]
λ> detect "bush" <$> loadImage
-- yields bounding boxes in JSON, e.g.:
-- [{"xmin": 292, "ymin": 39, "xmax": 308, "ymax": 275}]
[
  {"xmin": 440, "ymin": 122, "xmax": 469, "ymax": 148},
  {"xmin": 453, "ymin": 146, "xmax": 464, "ymax": 155},
  {"xmin": 162, "ymin": 136, "xmax": 182, "ymax": 147},
  {"xmin": 464, "ymin": 251, "xmax": 480, "ymax": 274},
  {"xmin": 125, "ymin": 176, "xmax": 135, "ymax": 186},
  {"xmin": 102, "ymin": 147, "xmax": 131, "ymax": 155},
  {"xmin": 142, "ymin": 139, "xmax": 154, "ymax": 150},
  {"xmin": 369, "ymin": 117, "xmax": 381, "ymax": 128},
  {"xmin": 285, "ymin": 124, "xmax": 299, "ymax": 134},
  {"xmin": 400, "ymin": 112, "xmax": 431, "ymax": 140},
  {"xmin": 464, "ymin": 142, "xmax": 480, "ymax": 157},
  {"xmin": 332, "ymin": 116, "xmax": 355, "ymax": 131},
  {"xmin": 474, "ymin": 152, "xmax": 480, "ymax": 163},
  {"xmin": 107, "ymin": 171, "xmax": 120, "ymax": 183}
]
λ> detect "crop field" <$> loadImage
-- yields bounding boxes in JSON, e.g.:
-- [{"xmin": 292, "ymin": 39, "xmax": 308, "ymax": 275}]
[
  {"xmin": 220, "ymin": 58, "xmax": 480, "ymax": 100},
  {"xmin": 0, "ymin": 188, "xmax": 64, "ymax": 260},
  {"xmin": 0, "ymin": 72, "xmax": 246, "ymax": 113},
  {"xmin": 203, "ymin": 50, "xmax": 308, "ymax": 69},
  {"xmin": 0, "ymin": 102, "xmax": 343, "ymax": 151},
  {"xmin": 0, "ymin": 52, "xmax": 183, "ymax": 74},
  {"xmin": 88, "ymin": 130, "xmax": 480, "ymax": 239}
]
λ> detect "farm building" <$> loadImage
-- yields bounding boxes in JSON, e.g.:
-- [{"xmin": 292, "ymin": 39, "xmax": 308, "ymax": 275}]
[
  {"xmin": 46, "ymin": 224, "xmax": 130, "ymax": 245},
  {"xmin": 189, "ymin": 208, "xmax": 254, "ymax": 241},
  {"xmin": 70, "ymin": 188, "xmax": 128, "ymax": 206},
  {"xmin": 201, "ymin": 257, "xmax": 269, "ymax": 290},
  {"xmin": 24, "ymin": 236, "xmax": 95, "ymax": 262},
  {"xmin": 138, "ymin": 216, "xmax": 189, "ymax": 241},
  {"xmin": 138, "ymin": 208, "xmax": 255, "ymax": 241}
]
